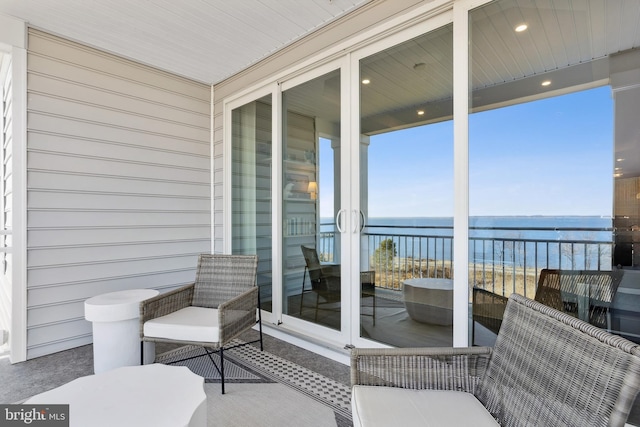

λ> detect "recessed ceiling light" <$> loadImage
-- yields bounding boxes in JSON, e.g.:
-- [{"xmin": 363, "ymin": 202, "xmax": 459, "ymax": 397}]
[
  {"xmin": 614, "ymin": 172, "xmax": 623, "ymax": 178},
  {"xmin": 617, "ymin": 158, "xmax": 625, "ymax": 162},
  {"xmin": 361, "ymin": 79, "xmax": 370, "ymax": 85},
  {"xmin": 541, "ymin": 80, "xmax": 551, "ymax": 86},
  {"xmin": 417, "ymin": 110, "xmax": 425, "ymax": 116},
  {"xmin": 515, "ymin": 24, "xmax": 528, "ymax": 32}
]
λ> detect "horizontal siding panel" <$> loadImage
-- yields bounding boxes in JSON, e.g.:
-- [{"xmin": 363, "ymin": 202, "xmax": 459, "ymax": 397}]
[
  {"xmin": 28, "ymin": 151, "xmax": 209, "ymax": 183},
  {"xmin": 28, "ymin": 171, "xmax": 209, "ymax": 198},
  {"xmin": 28, "ymin": 54, "xmax": 209, "ymax": 114},
  {"xmin": 28, "ymin": 191, "xmax": 209, "ymax": 211},
  {"xmin": 27, "ymin": 335, "xmax": 92, "ymax": 360},
  {"xmin": 28, "ymin": 113, "xmax": 209, "ymax": 155},
  {"xmin": 29, "ymin": 30, "xmax": 209, "ymax": 101},
  {"xmin": 28, "ymin": 133, "xmax": 209, "ymax": 170},
  {"xmin": 28, "ymin": 241, "xmax": 210, "ymax": 268},
  {"xmin": 28, "ymin": 210, "xmax": 211, "ymax": 228},
  {"xmin": 28, "ymin": 270, "xmax": 196, "ymax": 306},
  {"xmin": 28, "ymin": 255, "xmax": 198, "ymax": 287},
  {"xmin": 28, "ymin": 94, "xmax": 209, "ymax": 141},
  {"xmin": 28, "ymin": 301, "xmax": 85, "ymax": 328},
  {"xmin": 28, "ymin": 72, "xmax": 209, "ymax": 128},
  {"xmin": 25, "ymin": 29, "xmax": 211, "ymax": 359},
  {"xmin": 28, "ymin": 226, "xmax": 210, "ymax": 247},
  {"xmin": 27, "ymin": 319, "xmax": 91, "ymax": 349}
]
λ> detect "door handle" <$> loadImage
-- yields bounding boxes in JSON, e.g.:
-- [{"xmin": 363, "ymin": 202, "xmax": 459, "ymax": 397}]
[
  {"xmin": 352, "ymin": 210, "xmax": 366, "ymax": 233},
  {"xmin": 336, "ymin": 209, "xmax": 346, "ymax": 233}
]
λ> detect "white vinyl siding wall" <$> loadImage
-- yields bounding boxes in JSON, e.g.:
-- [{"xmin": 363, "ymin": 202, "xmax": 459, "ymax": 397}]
[{"xmin": 26, "ymin": 29, "xmax": 211, "ymax": 358}]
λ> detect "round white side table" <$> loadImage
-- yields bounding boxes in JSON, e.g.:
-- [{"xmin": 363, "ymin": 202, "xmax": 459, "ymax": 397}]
[{"xmin": 85, "ymin": 289, "xmax": 159, "ymax": 374}]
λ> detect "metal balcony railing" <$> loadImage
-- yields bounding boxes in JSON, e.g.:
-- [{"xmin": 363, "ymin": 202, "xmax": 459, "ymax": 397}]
[{"xmin": 318, "ymin": 221, "xmax": 615, "ymax": 298}]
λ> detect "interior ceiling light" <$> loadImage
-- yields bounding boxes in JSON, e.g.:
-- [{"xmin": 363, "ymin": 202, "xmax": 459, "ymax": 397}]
[
  {"xmin": 515, "ymin": 24, "xmax": 528, "ymax": 32},
  {"xmin": 417, "ymin": 110, "xmax": 425, "ymax": 116},
  {"xmin": 541, "ymin": 80, "xmax": 551, "ymax": 86},
  {"xmin": 361, "ymin": 78, "xmax": 370, "ymax": 85}
]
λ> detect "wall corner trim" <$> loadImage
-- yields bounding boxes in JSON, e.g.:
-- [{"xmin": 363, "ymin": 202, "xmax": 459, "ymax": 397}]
[{"xmin": 0, "ymin": 14, "xmax": 26, "ymax": 49}]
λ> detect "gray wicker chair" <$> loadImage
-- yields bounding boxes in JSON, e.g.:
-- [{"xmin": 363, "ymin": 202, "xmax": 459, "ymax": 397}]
[
  {"xmin": 140, "ymin": 254, "xmax": 261, "ymax": 394},
  {"xmin": 352, "ymin": 293, "xmax": 640, "ymax": 427}
]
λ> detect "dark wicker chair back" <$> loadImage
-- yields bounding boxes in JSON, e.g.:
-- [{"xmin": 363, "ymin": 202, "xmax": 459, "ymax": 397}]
[
  {"xmin": 300, "ymin": 245, "xmax": 340, "ymax": 297},
  {"xmin": 472, "ymin": 268, "xmax": 624, "ymax": 344},
  {"xmin": 535, "ymin": 269, "xmax": 623, "ymax": 328}
]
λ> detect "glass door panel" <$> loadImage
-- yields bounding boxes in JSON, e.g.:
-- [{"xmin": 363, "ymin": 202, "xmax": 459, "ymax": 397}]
[
  {"xmin": 231, "ymin": 95, "xmax": 273, "ymax": 312},
  {"xmin": 469, "ymin": 0, "xmax": 619, "ymax": 347},
  {"xmin": 358, "ymin": 25, "xmax": 454, "ymax": 347},
  {"xmin": 282, "ymin": 69, "xmax": 342, "ymax": 331}
]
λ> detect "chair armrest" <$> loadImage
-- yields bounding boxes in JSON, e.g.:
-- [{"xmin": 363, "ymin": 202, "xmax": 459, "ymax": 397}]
[
  {"xmin": 351, "ymin": 346, "xmax": 492, "ymax": 394},
  {"xmin": 218, "ymin": 286, "xmax": 259, "ymax": 344},
  {"xmin": 139, "ymin": 283, "xmax": 195, "ymax": 337}
]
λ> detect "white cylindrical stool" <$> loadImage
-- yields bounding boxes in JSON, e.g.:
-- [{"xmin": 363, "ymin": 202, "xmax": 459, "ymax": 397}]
[{"xmin": 85, "ymin": 289, "xmax": 159, "ymax": 374}]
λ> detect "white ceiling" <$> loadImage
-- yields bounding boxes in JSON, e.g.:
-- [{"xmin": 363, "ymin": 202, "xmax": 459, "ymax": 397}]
[
  {"xmin": 2, "ymin": 0, "xmax": 640, "ymax": 176},
  {"xmin": 0, "ymin": 0, "xmax": 370, "ymax": 84}
]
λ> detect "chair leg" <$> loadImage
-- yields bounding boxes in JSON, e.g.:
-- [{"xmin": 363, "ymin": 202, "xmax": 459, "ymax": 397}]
[
  {"xmin": 258, "ymin": 310, "xmax": 264, "ymax": 352},
  {"xmin": 372, "ymin": 292, "xmax": 376, "ymax": 326},
  {"xmin": 472, "ymin": 319, "xmax": 476, "ymax": 346},
  {"xmin": 202, "ymin": 347, "xmax": 225, "ymax": 394},
  {"xmin": 140, "ymin": 341, "xmax": 144, "ymax": 365},
  {"xmin": 220, "ymin": 347, "xmax": 225, "ymax": 394},
  {"xmin": 300, "ymin": 266, "xmax": 308, "ymax": 316}
]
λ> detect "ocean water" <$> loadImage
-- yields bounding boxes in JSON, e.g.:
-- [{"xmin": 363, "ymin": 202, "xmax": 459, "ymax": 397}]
[{"xmin": 320, "ymin": 216, "xmax": 614, "ymax": 269}]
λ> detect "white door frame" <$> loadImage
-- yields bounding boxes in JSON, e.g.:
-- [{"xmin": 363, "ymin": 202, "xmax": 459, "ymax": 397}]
[{"xmin": 0, "ymin": 15, "xmax": 28, "ymax": 363}]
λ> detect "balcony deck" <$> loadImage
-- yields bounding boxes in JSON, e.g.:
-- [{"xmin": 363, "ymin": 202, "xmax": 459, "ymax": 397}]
[{"xmin": 2, "ymin": 327, "xmax": 639, "ymax": 426}]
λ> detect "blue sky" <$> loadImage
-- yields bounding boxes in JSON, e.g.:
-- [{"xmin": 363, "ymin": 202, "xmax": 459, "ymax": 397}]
[{"xmin": 320, "ymin": 86, "xmax": 614, "ymax": 218}]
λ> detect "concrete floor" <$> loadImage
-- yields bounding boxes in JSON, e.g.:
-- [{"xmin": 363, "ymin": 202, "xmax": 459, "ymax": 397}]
[{"xmin": 0, "ymin": 329, "xmax": 350, "ymax": 404}]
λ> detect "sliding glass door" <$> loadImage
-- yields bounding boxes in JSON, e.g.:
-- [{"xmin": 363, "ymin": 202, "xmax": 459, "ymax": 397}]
[
  {"xmin": 281, "ymin": 68, "xmax": 344, "ymax": 333},
  {"xmin": 356, "ymin": 23, "xmax": 455, "ymax": 348},
  {"xmin": 231, "ymin": 95, "xmax": 274, "ymax": 314}
]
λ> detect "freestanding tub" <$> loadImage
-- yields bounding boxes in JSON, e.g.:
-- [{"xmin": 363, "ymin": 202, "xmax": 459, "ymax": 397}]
[{"xmin": 402, "ymin": 278, "xmax": 453, "ymax": 325}]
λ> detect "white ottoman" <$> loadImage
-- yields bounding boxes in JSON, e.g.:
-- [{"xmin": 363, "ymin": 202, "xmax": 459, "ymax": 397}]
[
  {"xmin": 26, "ymin": 364, "xmax": 207, "ymax": 427},
  {"xmin": 403, "ymin": 278, "xmax": 453, "ymax": 325},
  {"xmin": 85, "ymin": 289, "xmax": 159, "ymax": 373}
]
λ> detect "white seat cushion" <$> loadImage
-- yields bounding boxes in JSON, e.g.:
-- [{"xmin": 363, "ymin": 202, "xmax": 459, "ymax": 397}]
[
  {"xmin": 351, "ymin": 386, "xmax": 499, "ymax": 427},
  {"xmin": 144, "ymin": 306, "xmax": 219, "ymax": 343}
]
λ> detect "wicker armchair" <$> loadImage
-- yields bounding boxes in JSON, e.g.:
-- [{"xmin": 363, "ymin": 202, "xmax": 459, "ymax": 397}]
[
  {"xmin": 300, "ymin": 245, "xmax": 376, "ymax": 324},
  {"xmin": 300, "ymin": 245, "xmax": 341, "ymax": 321},
  {"xmin": 140, "ymin": 254, "xmax": 261, "ymax": 394},
  {"xmin": 472, "ymin": 268, "xmax": 623, "ymax": 345},
  {"xmin": 351, "ymin": 293, "xmax": 640, "ymax": 427}
]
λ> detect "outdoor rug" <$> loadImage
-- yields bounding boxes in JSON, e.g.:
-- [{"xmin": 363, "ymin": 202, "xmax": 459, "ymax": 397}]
[{"xmin": 156, "ymin": 340, "xmax": 353, "ymax": 427}]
